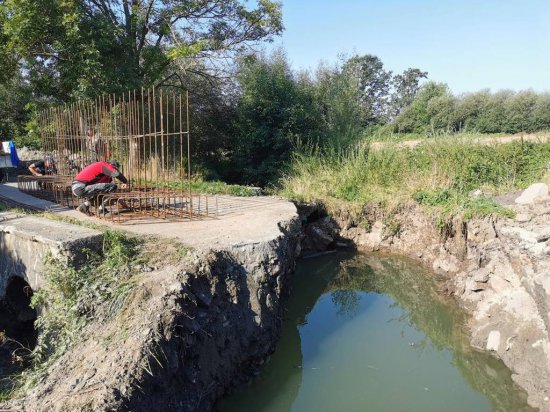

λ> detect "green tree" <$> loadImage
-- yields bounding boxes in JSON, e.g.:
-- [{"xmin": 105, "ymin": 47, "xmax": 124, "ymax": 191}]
[
  {"xmin": 504, "ymin": 90, "xmax": 537, "ymax": 133},
  {"xmin": 3, "ymin": 0, "xmax": 283, "ymax": 100},
  {"xmin": 313, "ymin": 59, "xmax": 365, "ymax": 147},
  {"xmin": 390, "ymin": 68, "xmax": 428, "ymax": 117},
  {"xmin": 392, "ymin": 82, "xmax": 450, "ymax": 133},
  {"xmin": 231, "ymin": 51, "xmax": 323, "ymax": 185},
  {"xmin": 342, "ymin": 54, "xmax": 393, "ymax": 125}
]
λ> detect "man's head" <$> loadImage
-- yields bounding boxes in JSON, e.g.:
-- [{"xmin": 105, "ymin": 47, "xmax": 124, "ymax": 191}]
[
  {"xmin": 107, "ymin": 159, "xmax": 121, "ymax": 169},
  {"xmin": 44, "ymin": 156, "xmax": 54, "ymax": 168}
]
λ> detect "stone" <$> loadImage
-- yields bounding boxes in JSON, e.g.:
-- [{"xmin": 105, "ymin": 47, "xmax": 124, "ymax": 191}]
[
  {"xmin": 469, "ymin": 189, "xmax": 483, "ymax": 198},
  {"xmin": 515, "ymin": 183, "xmax": 549, "ymax": 205},
  {"xmin": 535, "ymin": 227, "xmax": 550, "ymax": 243},
  {"xmin": 473, "ymin": 268, "xmax": 490, "ymax": 283},
  {"xmin": 486, "ymin": 330, "xmax": 501, "ymax": 351},
  {"xmin": 515, "ymin": 213, "xmax": 531, "ymax": 223}
]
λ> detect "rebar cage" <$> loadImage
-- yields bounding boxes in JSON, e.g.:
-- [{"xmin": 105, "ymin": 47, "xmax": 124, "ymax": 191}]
[{"xmin": 22, "ymin": 87, "xmax": 216, "ymax": 222}]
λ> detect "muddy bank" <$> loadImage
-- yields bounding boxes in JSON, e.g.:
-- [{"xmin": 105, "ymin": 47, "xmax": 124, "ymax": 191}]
[{"xmin": 297, "ymin": 189, "xmax": 550, "ymax": 411}]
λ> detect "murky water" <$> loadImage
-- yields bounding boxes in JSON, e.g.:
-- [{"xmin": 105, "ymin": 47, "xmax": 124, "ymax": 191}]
[{"xmin": 219, "ymin": 252, "xmax": 533, "ymax": 412}]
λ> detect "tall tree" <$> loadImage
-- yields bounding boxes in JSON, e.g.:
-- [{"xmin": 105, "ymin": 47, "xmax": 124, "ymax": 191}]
[
  {"xmin": 390, "ymin": 68, "xmax": 428, "ymax": 117},
  {"xmin": 342, "ymin": 54, "xmax": 393, "ymax": 125},
  {"xmin": 232, "ymin": 51, "xmax": 322, "ymax": 185},
  {"xmin": 3, "ymin": 0, "xmax": 283, "ymax": 99}
]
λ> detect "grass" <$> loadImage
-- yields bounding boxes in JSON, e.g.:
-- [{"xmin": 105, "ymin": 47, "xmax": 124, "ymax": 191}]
[
  {"xmin": 280, "ymin": 139, "xmax": 550, "ymax": 224},
  {"xmin": 1, "ymin": 230, "xmax": 146, "ymax": 398},
  {"xmin": 142, "ymin": 177, "xmax": 259, "ymax": 197}
]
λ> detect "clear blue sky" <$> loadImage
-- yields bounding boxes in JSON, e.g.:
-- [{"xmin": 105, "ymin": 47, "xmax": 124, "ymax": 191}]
[{"xmin": 269, "ymin": 0, "xmax": 550, "ymax": 94}]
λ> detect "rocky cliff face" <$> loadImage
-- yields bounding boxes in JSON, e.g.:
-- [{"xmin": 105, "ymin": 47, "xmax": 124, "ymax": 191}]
[{"xmin": 327, "ymin": 190, "xmax": 550, "ymax": 412}]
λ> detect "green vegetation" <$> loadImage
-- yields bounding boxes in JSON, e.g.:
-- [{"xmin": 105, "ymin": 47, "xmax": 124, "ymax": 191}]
[
  {"xmin": 281, "ymin": 139, "xmax": 550, "ymax": 223},
  {"xmin": 387, "ymin": 83, "xmax": 550, "ymax": 136},
  {"xmin": 3, "ymin": 231, "xmax": 143, "ymax": 396},
  {"xmin": 2, "ymin": 1, "xmax": 550, "ymax": 219}
]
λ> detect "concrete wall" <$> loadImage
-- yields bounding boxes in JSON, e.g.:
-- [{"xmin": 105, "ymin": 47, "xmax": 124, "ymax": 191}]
[{"xmin": 0, "ymin": 213, "xmax": 102, "ymax": 297}]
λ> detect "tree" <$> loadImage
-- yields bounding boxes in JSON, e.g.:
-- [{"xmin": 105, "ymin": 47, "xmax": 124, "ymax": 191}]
[
  {"xmin": 392, "ymin": 82, "xmax": 450, "ymax": 134},
  {"xmin": 231, "ymin": 51, "xmax": 323, "ymax": 185},
  {"xmin": 3, "ymin": 0, "xmax": 283, "ymax": 100},
  {"xmin": 390, "ymin": 68, "xmax": 428, "ymax": 117},
  {"xmin": 313, "ymin": 59, "xmax": 365, "ymax": 147},
  {"xmin": 342, "ymin": 54, "xmax": 393, "ymax": 125}
]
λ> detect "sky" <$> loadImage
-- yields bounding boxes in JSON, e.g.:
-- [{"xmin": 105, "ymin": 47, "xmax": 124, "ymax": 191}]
[{"xmin": 269, "ymin": 0, "xmax": 550, "ymax": 94}]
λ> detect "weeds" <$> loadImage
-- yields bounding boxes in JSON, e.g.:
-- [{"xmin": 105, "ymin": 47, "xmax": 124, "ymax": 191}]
[
  {"xmin": 280, "ymin": 139, "xmax": 550, "ymax": 221},
  {"xmin": 6, "ymin": 230, "xmax": 143, "ymax": 397},
  {"xmin": 145, "ymin": 178, "xmax": 259, "ymax": 197}
]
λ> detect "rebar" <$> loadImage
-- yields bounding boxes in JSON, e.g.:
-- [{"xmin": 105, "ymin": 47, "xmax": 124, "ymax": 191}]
[{"xmin": 35, "ymin": 87, "xmax": 215, "ymax": 222}]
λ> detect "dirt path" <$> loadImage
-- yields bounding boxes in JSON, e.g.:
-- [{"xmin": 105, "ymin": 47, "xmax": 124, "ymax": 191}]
[{"xmin": 370, "ymin": 133, "xmax": 550, "ymax": 150}]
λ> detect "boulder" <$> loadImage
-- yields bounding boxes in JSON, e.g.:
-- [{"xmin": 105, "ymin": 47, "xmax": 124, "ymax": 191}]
[
  {"xmin": 515, "ymin": 183, "xmax": 549, "ymax": 205},
  {"xmin": 486, "ymin": 330, "xmax": 501, "ymax": 351}
]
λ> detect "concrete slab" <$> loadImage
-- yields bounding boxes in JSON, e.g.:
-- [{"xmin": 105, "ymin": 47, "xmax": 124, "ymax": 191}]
[
  {"xmin": 0, "ymin": 182, "xmax": 298, "ymax": 251},
  {"xmin": 0, "ymin": 212, "xmax": 102, "ymax": 296},
  {"xmin": 0, "ymin": 182, "xmax": 69, "ymax": 212}
]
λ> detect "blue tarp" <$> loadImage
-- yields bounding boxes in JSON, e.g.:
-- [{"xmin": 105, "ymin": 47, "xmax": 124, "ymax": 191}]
[{"xmin": 8, "ymin": 140, "xmax": 19, "ymax": 167}]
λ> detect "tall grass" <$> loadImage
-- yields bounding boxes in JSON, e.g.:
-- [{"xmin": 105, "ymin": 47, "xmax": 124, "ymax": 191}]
[{"xmin": 280, "ymin": 139, "xmax": 550, "ymax": 220}]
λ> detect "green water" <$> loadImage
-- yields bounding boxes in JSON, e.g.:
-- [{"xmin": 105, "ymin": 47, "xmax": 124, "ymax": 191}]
[{"xmin": 218, "ymin": 252, "xmax": 533, "ymax": 412}]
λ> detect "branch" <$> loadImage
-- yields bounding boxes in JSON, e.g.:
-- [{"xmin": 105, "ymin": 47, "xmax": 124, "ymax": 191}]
[{"xmin": 137, "ymin": 0, "xmax": 156, "ymax": 56}]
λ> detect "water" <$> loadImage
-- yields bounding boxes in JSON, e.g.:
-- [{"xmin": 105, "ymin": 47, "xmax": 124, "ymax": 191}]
[{"xmin": 219, "ymin": 252, "xmax": 533, "ymax": 412}]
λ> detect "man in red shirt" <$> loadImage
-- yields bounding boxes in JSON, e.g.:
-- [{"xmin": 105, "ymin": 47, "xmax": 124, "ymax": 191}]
[{"xmin": 71, "ymin": 160, "xmax": 128, "ymax": 215}]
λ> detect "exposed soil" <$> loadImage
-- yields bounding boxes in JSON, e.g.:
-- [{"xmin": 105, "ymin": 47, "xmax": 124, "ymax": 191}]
[
  {"xmin": 370, "ymin": 132, "xmax": 550, "ymax": 150},
  {"xmin": 312, "ymin": 190, "xmax": 550, "ymax": 411}
]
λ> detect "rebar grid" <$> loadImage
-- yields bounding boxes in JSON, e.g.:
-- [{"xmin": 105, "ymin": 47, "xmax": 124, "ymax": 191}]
[
  {"xmin": 17, "ymin": 175, "xmax": 75, "ymax": 207},
  {"xmin": 35, "ymin": 87, "xmax": 214, "ymax": 222}
]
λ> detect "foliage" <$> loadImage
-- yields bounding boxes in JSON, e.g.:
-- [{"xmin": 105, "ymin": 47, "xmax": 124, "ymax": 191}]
[
  {"xmin": 2, "ymin": 0, "xmax": 283, "ymax": 100},
  {"xmin": 280, "ymin": 139, "xmax": 550, "ymax": 219},
  {"xmin": 312, "ymin": 59, "xmax": 366, "ymax": 148},
  {"xmin": 150, "ymin": 177, "xmax": 261, "ymax": 196},
  {"xmin": 230, "ymin": 51, "xmax": 324, "ymax": 185},
  {"xmin": 0, "ymin": 73, "xmax": 31, "ymax": 143},
  {"xmin": 342, "ymin": 54, "xmax": 393, "ymax": 125},
  {"xmin": 390, "ymin": 68, "xmax": 428, "ymax": 117},
  {"xmin": 392, "ymin": 83, "xmax": 550, "ymax": 135},
  {"xmin": 11, "ymin": 230, "xmax": 142, "ymax": 394},
  {"xmin": 414, "ymin": 189, "xmax": 516, "ymax": 230}
]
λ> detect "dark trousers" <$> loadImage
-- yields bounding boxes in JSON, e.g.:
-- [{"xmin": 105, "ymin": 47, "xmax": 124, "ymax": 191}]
[{"xmin": 72, "ymin": 181, "xmax": 117, "ymax": 198}]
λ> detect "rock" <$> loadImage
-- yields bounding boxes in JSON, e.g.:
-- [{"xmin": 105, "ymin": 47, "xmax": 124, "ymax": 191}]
[
  {"xmin": 515, "ymin": 213, "xmax": 531, "ymax": 223},
  {"xmin": 535, "ymin": 227, "xmax": 550, "ymax": 243},
  {"xmin": 515, "ymin": 183, "xmax": 549, "ymax": 205},
  {"xmin": 473, "ymin": 268, "xmax": 490, "ymax": 283},
  {"xmin": 433, "ymin": 254, "xmax": 460, "ymax": 273},
  {"xmin": 301, "ymin": 216, "xmax": 339, "ymax": 253},
  {"xmin": 469, "ymin": 189, "xmax": 484, "ymax": 198},
  {"xmin": 486, "ymin": 330, "xmax": 501, "ymax": 351}
]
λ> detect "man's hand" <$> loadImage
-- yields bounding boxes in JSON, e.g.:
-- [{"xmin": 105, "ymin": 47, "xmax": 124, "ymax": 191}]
[{"xmin": 119, "ymin": 183, "xmax": 128, "ymax": 190}]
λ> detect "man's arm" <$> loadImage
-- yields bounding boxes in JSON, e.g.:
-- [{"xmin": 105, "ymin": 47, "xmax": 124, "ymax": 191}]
[
  {"xmin": 28, "ymin": 162, "xmax": 43, "ymax": 176},
  {"xmin": 101, "ymin": 165, "xmax": 128, "ymax": 184}
]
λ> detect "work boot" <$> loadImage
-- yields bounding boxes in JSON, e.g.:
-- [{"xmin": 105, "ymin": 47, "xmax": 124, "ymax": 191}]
[
  {"xmin": 98, "ymin": 199, "xmax": 110, "ymax": 216},
  {"xmin": 76, "ymin": 200, "xmax": 91, "ymax": 215}
]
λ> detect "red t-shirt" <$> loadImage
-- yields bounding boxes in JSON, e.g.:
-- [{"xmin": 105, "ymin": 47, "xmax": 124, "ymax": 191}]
[{"xmin": 74, "ymin": 162, "xmax": 117, "ymax": 184}]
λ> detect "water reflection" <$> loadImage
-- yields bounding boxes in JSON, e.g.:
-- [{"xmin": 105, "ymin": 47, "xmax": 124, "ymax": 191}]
[{"xmin": 218, "ymin": 252, "xmax": 533, "ymax": 412}]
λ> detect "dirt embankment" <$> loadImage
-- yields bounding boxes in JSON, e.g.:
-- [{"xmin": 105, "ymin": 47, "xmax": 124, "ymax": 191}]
[
  {"xmin": 3, "ymin": 213, "xmax": 302, "ymax": 411},
  {"xmin": 370, "ymin": 132, "xmax": 550, "ymax": 151},
  {"xmin": 302, "ymin": 187, "xmax": 550, "ymax": 411}
]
